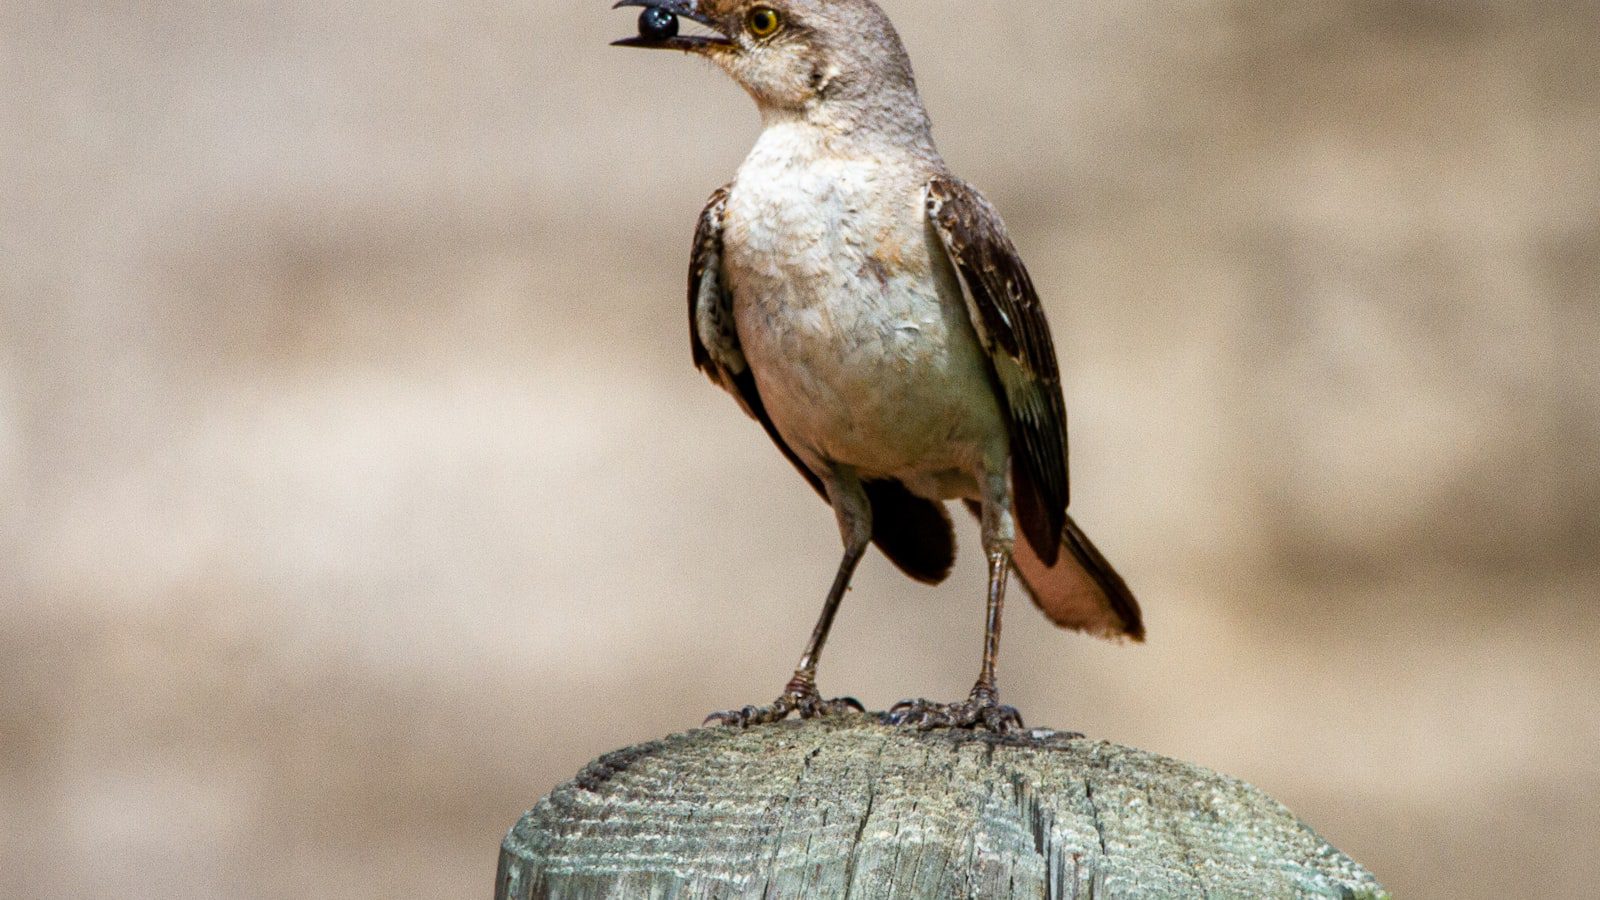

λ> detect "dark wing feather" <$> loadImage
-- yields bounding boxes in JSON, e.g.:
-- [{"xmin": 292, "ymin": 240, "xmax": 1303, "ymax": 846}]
[
  {"xmin": 926, "ymin": 176, "xmax": 1069, "ymax": 565},
  {"xmin": 690, "ymin": 187, "xmax": 821, "ymax": 496},
  {"xmin": 689, "ymin": 187, "xmax": 954, "ymax": 584},
  {"xmin": 689, "ymin": 188, "xmax": 755, "ymax": 411}
]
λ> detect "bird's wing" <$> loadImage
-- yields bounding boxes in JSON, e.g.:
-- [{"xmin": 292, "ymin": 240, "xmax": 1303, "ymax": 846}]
[
  {"xmin": 926, "ymin": 175, "xmax": 1069, "ymax": 565},
  {"xmin": 689, "ymin": 185, "xmax": 826, "ymax": 497},
  {"xmin": 689, "ymin": 186, "xmax": 955, "ymax": 584}
]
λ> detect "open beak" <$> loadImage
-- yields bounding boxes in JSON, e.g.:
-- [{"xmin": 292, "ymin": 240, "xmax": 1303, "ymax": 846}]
[{"xmin": 611, "ymin": 0, "xmax": 732, "ymax": 51}]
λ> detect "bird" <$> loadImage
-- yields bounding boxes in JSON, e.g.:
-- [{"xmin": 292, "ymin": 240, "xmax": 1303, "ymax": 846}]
[{"xmin": 613, "ymin": 0, "xmax": 1143, "ymax": 732}]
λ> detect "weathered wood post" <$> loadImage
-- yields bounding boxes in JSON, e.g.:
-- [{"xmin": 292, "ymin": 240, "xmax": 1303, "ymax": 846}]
[{"xmin": 497, "ymin": 715, "xmax": 1386, "ymax": 898}]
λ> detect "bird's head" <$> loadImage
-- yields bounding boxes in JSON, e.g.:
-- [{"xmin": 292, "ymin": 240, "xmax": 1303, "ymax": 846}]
[{"xmin": 613, "ymin": 0, "xmax": 930, "ymax": 140}]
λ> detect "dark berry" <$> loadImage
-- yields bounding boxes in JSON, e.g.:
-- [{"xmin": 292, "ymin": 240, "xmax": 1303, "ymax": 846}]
[{"xmin": 638, "ymin": 7, "xmax": 679, "ymax": 41}]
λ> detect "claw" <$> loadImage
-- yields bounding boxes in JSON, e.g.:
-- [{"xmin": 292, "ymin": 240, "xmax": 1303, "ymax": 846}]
[
  {"xmin": 704, "ymin": 677, "xmax": 863, "ymax": 728},
  {"xmin": 886, "ymin": 687, "xmax": 1023, "ymax": 733}
]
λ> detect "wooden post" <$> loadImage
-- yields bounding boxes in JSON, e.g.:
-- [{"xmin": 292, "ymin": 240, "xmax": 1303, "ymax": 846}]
[{"xmin": 497, "ymin": 716, "xmax": 1387, "ymax": 899}]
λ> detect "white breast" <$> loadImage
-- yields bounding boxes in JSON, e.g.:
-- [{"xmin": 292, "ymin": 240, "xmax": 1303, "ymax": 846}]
[{"xmin": 719, "ymin": 123, "xmax": 1006, "ymax": 493}]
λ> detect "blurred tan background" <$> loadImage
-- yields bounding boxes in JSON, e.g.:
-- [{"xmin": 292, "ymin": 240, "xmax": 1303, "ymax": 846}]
[{"xmin": 3, "ymin": 0, "xmax": 1597, "ymax": 897}]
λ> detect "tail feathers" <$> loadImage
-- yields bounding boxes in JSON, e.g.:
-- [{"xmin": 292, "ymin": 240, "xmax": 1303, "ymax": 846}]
[
  {"xmin": 968, "ymin": 502, "xmax": 1144, "ymax": 641},
  {"xmin": 866, "ymin": 479, "xmax": 956, "ymax": 585}
]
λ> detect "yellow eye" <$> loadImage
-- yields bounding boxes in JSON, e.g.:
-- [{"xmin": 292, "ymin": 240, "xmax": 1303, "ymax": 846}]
[{"xmin": 746, "ymin": 6, "xmax": 781, "ymax": 38}]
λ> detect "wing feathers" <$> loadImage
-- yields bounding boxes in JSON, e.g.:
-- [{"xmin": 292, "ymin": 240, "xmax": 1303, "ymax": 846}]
[
  {"xmin": 690, "ymin": 186, "xmax": 748, "ymax": 401},
  {"xmin": 926, "ymin": 176, "xmax": 1070, "ymax": 565}
]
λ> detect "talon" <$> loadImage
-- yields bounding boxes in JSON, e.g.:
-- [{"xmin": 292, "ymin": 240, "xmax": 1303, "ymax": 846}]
[
  {"xmin": 985, "ymin": 705, "xmax": 1024, "ymax": 733},
  {"xmin": 704, "ymin": 678, "xmax": 861, "ymax": 728},
  {"xmin": 887, "ymin": 698, "xmax": 926, "ymax": 719},
  {"xmin": 885, "ymin": 699, "xmax": 930, "ymax": 728},
  {"xmin": 883, "ymin": 688, "xmax": 1023, "ymax": 733}
]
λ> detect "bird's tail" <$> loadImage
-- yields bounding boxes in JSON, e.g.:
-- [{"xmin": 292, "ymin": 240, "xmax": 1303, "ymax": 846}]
[
  {"xmin": 968, "ymin": 502, "xmax": 1144, "ymax": 641},
  {"xmin": 1017, "ymin": 515, "xmax": 1144, "ymax": 640}
]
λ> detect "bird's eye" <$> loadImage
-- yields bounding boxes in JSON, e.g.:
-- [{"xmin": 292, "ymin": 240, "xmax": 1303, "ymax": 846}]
[{"xmin": 746, "ymin": 6, "xmax": 782, "ymax": 38}]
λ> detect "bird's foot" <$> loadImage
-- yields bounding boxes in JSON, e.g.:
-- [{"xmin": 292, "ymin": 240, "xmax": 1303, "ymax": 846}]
[
  {"xmin": 704, "ymin": 671, "xmax": 864, "ymax": 728},
  {"xmin": 886, "ymin": 683, "xmax": 1023, "ymax": 733}
]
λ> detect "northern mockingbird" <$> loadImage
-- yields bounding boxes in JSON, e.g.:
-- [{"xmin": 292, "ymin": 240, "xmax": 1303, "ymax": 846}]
[{"xmin": 614, "ymin": 0, "xmax": 1143, "ymax": 732}]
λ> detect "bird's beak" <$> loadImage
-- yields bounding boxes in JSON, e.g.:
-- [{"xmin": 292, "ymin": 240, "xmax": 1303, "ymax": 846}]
[{"xmin": 611, "ymin": 0, "xmax": 733, "ymax": 52}]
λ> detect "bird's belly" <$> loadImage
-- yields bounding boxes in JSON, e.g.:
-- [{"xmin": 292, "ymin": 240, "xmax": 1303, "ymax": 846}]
[
  {"xmin": 721, "ymin": 149, "xmax": 1007, "ymax": 495},
  {"xmin": 731, "ymin": 268, "xmax": 1005, "ymax": 494}
]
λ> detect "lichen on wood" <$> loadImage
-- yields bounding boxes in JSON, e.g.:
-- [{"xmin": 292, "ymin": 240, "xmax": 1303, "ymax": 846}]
[{"xmin": 497, "ymin": 716, "xmax": 1387, "ymax": 899}]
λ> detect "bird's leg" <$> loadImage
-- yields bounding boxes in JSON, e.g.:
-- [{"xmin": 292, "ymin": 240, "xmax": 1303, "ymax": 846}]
[
  {"xmin": 890, "ymin": 473, "xmax": 1024, "ymax": 733},
  {"xmin": 703, "ymin": 543, "xmax": 867, "ymax": 727},
  {"xmin": 706, "ymin": 471, "xmax": 871, "ymax": 727},
  {"xmin": 888, "ymin": 549, "xmax": 1024, "ymax": 732}
]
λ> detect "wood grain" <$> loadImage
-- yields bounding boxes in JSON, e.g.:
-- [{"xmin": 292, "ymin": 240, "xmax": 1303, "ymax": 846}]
[{"xmin": 497, "ymin": 716, "xmax": 1386, "ymax": 899}]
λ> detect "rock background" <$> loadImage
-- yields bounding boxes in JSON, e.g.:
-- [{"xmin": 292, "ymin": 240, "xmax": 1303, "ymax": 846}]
[{"xmin": 2, "ymin": 1, "xmax": 1595, "ymax": 898}]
